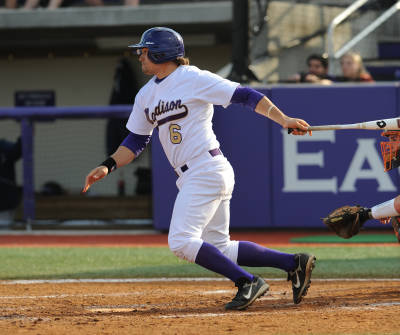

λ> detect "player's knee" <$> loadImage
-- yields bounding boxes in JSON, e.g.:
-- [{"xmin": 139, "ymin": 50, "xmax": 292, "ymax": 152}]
[
  {"xmin": 214, "ymin": 240, "xmax": 239, "ymax": 264},
  {"xmin": 168, "ymin": 235, "xmax": 202, "ymax": 263}
]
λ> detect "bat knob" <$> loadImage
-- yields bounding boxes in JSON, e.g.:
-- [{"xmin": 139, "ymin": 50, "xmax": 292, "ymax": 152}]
[{"xmin": 288, "ymin": 128, "xmax": 294, "ymax": 134}]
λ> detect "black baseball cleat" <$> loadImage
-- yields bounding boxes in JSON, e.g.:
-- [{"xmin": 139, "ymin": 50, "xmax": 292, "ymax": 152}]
[
  {"xmin": 225, "ymin": 276, "xmax": 269, "ymax": 310},
  {"xmin": 287, "ymin": 253, "xmax": 316, "ymax": 304},
  {"xmin": 390, "ymin": 216, "xmax": 400, "ymax": 243}
]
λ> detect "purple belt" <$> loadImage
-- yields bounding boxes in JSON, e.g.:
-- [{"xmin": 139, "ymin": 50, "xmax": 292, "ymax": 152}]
[{"xmin": 178, "ymin": 148, "xmax": 222, "ymax": 175}]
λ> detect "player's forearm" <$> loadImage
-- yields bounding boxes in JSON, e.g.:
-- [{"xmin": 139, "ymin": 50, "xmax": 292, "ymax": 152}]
[
  {"xmin": 83, "ymin": 148, "xmax": 134, "ymax": 193},
  {"xmin": 111, "ymin": 146, "xmax": 136, "ymax": 169},
  {"xmin": 254, "ymin": 96, "xmax": 289, "ymax": 126},
  {"xmin": 107, "ymin": 132, "xmax": 151, "ymax": 170}
]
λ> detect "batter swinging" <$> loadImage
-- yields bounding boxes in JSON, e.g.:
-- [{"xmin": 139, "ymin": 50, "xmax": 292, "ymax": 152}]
[{"xmin": 82, "ymin": 27, "xmax": 316, "ymax": 310}]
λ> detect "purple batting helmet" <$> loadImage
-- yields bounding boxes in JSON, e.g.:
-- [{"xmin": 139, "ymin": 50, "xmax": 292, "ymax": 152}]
[{"xmin": 129, "ymin": 27, "xmax": 185, "ymax": 64}]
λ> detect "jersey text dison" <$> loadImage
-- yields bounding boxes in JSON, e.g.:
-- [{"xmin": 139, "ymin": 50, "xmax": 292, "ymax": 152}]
[{"xmin": 145, "ymin": 100, "xmax": 188, "ymax": 126}]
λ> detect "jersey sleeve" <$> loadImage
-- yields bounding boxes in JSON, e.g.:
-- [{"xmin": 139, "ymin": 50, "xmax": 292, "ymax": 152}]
[
  {"xmin": 192, "ymin": 69, "xmax": 240, "ymax": 108},
  {"xmin": 126, "ymin": 92, "xmax": 155, "ymax": 136}
]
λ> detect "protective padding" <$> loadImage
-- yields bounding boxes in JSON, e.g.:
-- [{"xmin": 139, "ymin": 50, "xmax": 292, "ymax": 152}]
[
  {"xmin": 128, "ymin": 27, "xmax": 184, "ymax": 64},
  {"xmin": 381, "ymin": 131, "xmax": 400, "ymax": 171}
]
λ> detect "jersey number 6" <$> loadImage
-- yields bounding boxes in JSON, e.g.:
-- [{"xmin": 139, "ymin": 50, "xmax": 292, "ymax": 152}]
[{"xmin": 169, "ymin": 124, "xmax": 182, "ymax": 144}]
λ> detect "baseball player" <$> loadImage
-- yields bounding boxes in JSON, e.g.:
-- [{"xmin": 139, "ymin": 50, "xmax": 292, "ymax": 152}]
[
  {"xmin": 82, "ymin": 27, "xmax": 316, "ymax": 310},
  {"xmin": 323, "ymin": 131, "xmax": 400, "ymax": 242},
  {"xmin": 365, "ymin": 196, "xmax": 400, "ymax": 242}
]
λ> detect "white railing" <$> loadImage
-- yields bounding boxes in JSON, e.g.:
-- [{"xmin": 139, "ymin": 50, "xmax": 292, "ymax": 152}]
[{"xmin": 327, "ymin": 0, "xmax": 400, "ymax": 75}]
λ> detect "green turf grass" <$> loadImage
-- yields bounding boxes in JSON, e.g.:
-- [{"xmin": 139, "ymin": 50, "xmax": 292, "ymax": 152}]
[
  {"xmin": 291, "ymin": 234, "xmax": 398, "ymax": 243},
  {"xmin": 0, "ymin": 246, "xmax": 399, "ymax": 280}
]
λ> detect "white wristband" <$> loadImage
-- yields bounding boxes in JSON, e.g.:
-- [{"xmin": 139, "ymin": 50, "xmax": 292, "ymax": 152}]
[{"xmin": 266, "ymin": 104, "xmax": 275, "ymax": 118}]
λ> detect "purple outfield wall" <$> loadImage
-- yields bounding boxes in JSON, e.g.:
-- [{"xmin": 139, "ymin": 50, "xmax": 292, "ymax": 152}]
[{"xmin": 152, "ymin": 84, "xmax": 400, "ymax": 230}]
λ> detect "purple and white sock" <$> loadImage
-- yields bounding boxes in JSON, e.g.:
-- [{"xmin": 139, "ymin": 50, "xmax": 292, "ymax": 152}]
[
  {"xmin": 195, "ymin": 242, "xmax": 254, "ymax": 283},
  {"xmin": 237, "ymin": 241, "xmax": 296, "ymax": 272}
]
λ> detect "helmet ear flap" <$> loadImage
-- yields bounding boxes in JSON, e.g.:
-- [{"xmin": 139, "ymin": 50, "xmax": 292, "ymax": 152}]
[
  {"xmin": 146, "ymin": 50, "xmax": 156, "ymax": 63},
  {"xmin": 147, "ymin": 51, "xmax": 167, "ymax": 64}
]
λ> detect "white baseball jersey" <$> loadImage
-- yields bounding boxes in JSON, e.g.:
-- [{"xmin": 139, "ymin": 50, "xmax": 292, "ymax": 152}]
[{"xmin": 126, "ymin": 65, "xmax": 239, "ymax": 168}]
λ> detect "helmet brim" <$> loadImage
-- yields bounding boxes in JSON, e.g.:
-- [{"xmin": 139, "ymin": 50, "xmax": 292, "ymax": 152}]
[{"xmin": 128, "ymin": 43, "xmax": 146, "ymax": 49}]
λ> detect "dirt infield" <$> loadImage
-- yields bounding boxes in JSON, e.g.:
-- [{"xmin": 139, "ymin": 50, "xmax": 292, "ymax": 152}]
[
  {"xmin": 0, "ymin": 231, "xmax": 398, "ymax": 334},
  {"xmin": 0, "ymin": 279, "xmax": 399, "ymax": 335}
]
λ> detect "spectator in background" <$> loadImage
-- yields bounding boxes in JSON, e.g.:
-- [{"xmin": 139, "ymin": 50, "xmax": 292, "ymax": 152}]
[
  {"xmin": 124, "ymin": 0, "xmax": 138, "ymax": 5},
  {"xmin": 335, "ymin": 52, "xmax": 374, "ymax": 83},
  {"xmin": 0, "ymin": 137, "xmax": 22, "ymax": 226},
  {"xmin": 287, "ymin": 54, "xmax": 332, "ymax": 84},
  {"xmin": 4, "ymin": 0, "xmax": 19, "ymax": 8},
  {"xmin": 5, "ymin": 0, "xmax": 138, "ymax": 9},
  {"xmin": 45, "ymin": 0, "xmax": 102, "ymax": 9},
  {"xmin": 5, "ymin": 0, "xmax": 102, "ymax": 9}
]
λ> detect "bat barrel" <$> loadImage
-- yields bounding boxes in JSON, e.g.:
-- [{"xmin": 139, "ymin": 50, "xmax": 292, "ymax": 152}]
[
  {"xmin": 308, "ymin": 124, "xmax": 358, "ymax": 131},
  {"xmin": 288, "ymin": 118, "xmax": 400, "ymax": 134}
]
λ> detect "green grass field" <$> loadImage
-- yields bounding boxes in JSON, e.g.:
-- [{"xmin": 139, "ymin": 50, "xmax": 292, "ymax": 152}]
[{"xmin": 1, "ymin": 246, "xmax": 399, "ymax": 280}]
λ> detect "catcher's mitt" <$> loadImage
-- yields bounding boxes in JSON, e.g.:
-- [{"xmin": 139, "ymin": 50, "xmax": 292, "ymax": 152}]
[{"xmin": 322, "ymin": 205, "xmax": 371, "ymax": 239}]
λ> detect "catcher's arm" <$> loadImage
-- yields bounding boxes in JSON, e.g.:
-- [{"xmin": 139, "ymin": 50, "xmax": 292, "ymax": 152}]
[{"xmin": 322, "ymin": 205, "xmax": 372, "ymax": 239}]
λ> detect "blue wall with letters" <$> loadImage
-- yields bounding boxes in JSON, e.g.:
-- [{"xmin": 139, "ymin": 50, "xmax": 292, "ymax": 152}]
[{"xmin": 152, "ymin": 84, "xmax": 400, "ymax": 230}]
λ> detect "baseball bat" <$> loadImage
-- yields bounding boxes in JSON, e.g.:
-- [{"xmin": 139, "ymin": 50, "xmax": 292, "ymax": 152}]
[{"xmin": 288, "ymin": 117, "xmax": 400, "ymax": 134}]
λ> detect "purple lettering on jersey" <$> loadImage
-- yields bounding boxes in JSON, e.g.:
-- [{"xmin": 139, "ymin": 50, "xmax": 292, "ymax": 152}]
[
  {"xmin": 157, "ymin": 110, "xmax": 188, "ymax": 126},
  {"xmin": 144, "ymin": 99, "xmax": 188, "ymax": 126},
  {"xmin": 145, "ymin": 108, "xmax": 152, "ymax": 124}
]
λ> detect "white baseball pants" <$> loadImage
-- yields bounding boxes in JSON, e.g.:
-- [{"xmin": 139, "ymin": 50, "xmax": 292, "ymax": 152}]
[{"xmin": 168, "ymin": 150, "xmax": 239, "ymax": 263}]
